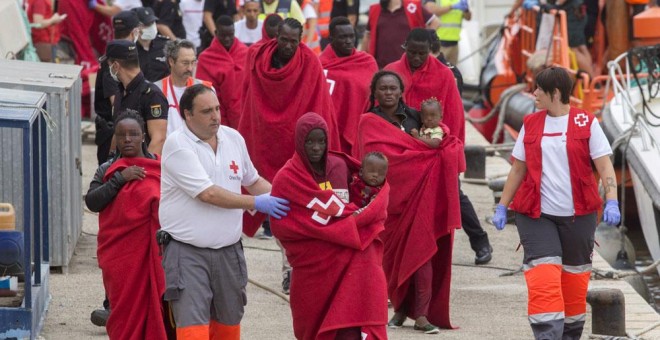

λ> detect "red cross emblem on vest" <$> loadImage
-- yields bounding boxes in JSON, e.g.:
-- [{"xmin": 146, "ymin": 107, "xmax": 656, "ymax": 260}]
[
  {"xmin": 574, "ymin": 113, "xmax": 589, "ymax": 127},
  {"xmin": 407, "ymin": 2, "xmax": 417, "ymax": 13},
  {"xmin": 230, "ymin": 161, "xmax": 239, "ymax": 174},
  {"xmin": 306, "ymin": 195, "xmax": 346, "ymax": 225}
]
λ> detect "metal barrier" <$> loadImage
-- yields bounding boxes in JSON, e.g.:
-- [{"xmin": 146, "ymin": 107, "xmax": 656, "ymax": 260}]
[
  {"xmin": 0, "ymin": 89, "xmax": 50, "ymax": 339},
  {"xmin": 0, "ymin": 60, "xmax": 83, "ymax": 270}
]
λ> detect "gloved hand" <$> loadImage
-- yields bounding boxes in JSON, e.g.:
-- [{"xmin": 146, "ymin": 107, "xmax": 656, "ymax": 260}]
[
  {"xmin": 254, "ymin": 193, "xmax": 290, "ymax": 219},
  {"xmin": 492, "ymin": 204, "xmax": 508, "ymax": 230},
  {"xmin": 88, "ymin": 0, "xmax": 98, "ymax": 9},
  {"xmin": 451, "ymin": 0, "xmax": 469, "ymax": 11},
  {"xmin": 602, "ymin": 199, "xmax": 621, "ymax": 226}
]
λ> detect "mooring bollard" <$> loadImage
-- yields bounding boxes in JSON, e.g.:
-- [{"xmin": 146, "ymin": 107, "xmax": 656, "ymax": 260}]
[
  {"xmin": 464, "ymin": 145, "xmax": 486, "ymax": 179},
  {"xmin": 488, "ymin": 178, "xmax": 506, "ymax": 204},
  {"xmin": 586, "ymin": 288, "xmax": 626, "ymax": 337}
]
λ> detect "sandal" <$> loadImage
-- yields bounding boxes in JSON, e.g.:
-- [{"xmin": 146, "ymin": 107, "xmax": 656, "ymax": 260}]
[{"xmin": 413, "ymin": 323, "xmax": 440, "ymax": 334}]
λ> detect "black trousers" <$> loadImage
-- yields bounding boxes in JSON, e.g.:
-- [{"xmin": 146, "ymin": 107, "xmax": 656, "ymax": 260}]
[{"xmin": 459, "ymin": 181, "xmax": 490, "ymax": 252}]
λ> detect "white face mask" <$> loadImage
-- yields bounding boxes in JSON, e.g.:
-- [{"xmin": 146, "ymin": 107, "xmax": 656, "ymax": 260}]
[
  {"xmin": 109, "ymin": 63, "xmax": 119, "ymax": 82},
  {"xmin": 140, "ymin": 24, "xmax": 158, "ymax": 41}
]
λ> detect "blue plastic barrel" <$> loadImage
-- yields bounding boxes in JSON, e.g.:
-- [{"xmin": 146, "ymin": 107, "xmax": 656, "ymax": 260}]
[{"xmin": 0, "ymin": 231, "xmax": 23, "ymax": 274}]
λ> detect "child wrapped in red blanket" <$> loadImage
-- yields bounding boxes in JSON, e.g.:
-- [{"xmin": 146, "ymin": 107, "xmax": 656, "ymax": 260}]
[
  {"xmin": 349, "ymin": 152, "xmax": 388, "ymax": 209},
  {"xmin": 271, "ymin": 112, "xmax": 389, "ymax": 340}
]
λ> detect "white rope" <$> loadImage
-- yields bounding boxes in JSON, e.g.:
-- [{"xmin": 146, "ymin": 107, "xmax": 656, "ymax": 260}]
[{"xmin": 0, "ymin": 102, "xmax": 57, "ymax": 131}]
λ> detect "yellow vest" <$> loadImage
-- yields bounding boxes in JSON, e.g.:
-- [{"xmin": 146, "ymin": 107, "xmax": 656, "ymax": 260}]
[{"xmin": 436, "ymin": 0, "xmax": 462, "ymax": 42}]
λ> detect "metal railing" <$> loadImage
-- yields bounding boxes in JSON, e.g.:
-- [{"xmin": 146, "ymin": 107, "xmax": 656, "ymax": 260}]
[{"xmin": 606, "ymin": 49, "xmax": 660, "ymax": 153}]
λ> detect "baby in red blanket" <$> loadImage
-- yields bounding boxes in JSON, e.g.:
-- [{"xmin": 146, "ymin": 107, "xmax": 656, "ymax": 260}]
[{"xmin": 349, "ymin": 152, "xmax": 389, "ymax": 208}]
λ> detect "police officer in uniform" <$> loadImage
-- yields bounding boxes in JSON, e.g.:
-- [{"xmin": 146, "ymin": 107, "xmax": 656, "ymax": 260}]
[
  {"xmin": 133, "ymin": 7, "xmax": 171, "ymax": 82},
  {"xmin": 100, "ymin": 39, "xmax": 169, "ymax": 155},
  {"xmin": 153, "ymin": 0, "xmax": 186, "ymax": 40},
  {"xmin": 94, "ymin": 10, "xmax": 141, "ymax": 165}
]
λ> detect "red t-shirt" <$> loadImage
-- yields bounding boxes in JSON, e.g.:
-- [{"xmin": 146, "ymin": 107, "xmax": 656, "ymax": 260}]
[{"xmin": 27, "ymin": 0, "xmax": 60, "ymax": 44}]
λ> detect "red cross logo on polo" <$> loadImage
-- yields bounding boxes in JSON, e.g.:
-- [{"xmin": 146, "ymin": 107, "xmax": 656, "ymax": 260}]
[
  {"xmin": 407, "ymin": 2, "xmax": 417, "ymax": 13},
  {"xmin": 574, "ymin": 113, "xmax": 589, "ymax": 127},
  {"xmin": 230, "ymin": 160, "xmax": 239, "ymax": 174},
  {"xmin": 306, "ymin": 195, "xmax": 345, "ymax": 225}
]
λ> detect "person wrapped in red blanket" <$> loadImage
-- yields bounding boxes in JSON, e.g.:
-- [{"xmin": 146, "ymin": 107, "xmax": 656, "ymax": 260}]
[
  {"xmin": 238, "ymin": 18, "xmax": 339, "ymax": 183},
  {"xmin": 271, "ymin": 112, "xmax": 389, "ymax": 340},
  {"xmin": 319, "ymin": 17, "xmax": 378, "ymax": 154},
  {"xmin": 241, "ymin": 14, "xmax": 283, "ymax": 99},
  {"xmin": 384, "ymin": 29, "xmax": 465, "ymax": 143},
  {"xmin": 85, "ymin": 111, "xmax": 167, "ymax": 339},
  {"xmin": 196, "ymin": 15, "xmax": 248, "ymax": 129},
  {"xmin": 348, "ymin": 152, "xmax": 388, "ymax": 208},
  {"xmin": 354, "ymin": 70, "xmax": 464, "ymax": 334},
  {"xmin": 58, "ymin": 0, "xmax": 112, "ymax": 66}
]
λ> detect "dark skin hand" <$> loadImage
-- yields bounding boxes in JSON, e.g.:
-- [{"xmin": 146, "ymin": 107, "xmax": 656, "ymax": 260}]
[
  {"xmin": 410, "ymin": 129, "xmax": 441, "ymax": 148},
  {"xmin": 120, "ymin": 165, "xmax": 146, "ymax": 181}
]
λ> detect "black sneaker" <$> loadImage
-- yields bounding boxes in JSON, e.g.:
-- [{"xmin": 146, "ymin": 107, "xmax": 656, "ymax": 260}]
[
  {"xmin": 475, "ymin": 245, "xmax": 493, "ymax": 265},
  {"xmin": 90, "ymin": 309, "xmax": 110, "ymax": 327},
  {"xmin": 282, "ymin": 270, "xmax": 291, "ymax": 295}
]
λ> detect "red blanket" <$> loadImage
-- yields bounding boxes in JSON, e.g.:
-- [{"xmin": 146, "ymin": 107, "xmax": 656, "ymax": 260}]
[
  {"xmin": 98, "ymin": 157, "xmax": 166, "ymax": 340},
  {"xmin": 229, "ymin": 38, "xmax": 248, "ymax": 122},
  {"xmin": 238, "ymin": 39, "xmax": 340, "ymax": 182},
  {"xmin": 271, "ymin": 151, "xmax": 388, "ymax": 340},
  {"xmin": 58, "ymin": 0, "xmax": 112, "ymax": 67},
  {"xmin": 319, "ymin": 47, "xmax": 378, "ymax": 154},
  {"xmin": 196, "ymin": 38, "xmax": 248, "ymax": 129},
  {"xmin": 241, "ymin": 16, "xmax": 278, "ymax": 100},
  {"xmin": 385, "ymin": 54, "xmax": 466, "ymax": 143},
  {"xmin": 354, "ymin": 113, "xmax": 464, "ymax": 329}
]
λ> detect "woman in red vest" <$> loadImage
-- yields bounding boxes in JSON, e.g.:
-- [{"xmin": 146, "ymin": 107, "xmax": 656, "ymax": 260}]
[{"xmin": 492, "ymin": 67, "xmax": 621, "ymax": 340}]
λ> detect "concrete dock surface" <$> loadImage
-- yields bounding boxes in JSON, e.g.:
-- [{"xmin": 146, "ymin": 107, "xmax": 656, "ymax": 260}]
[{"xmin": 39, "ymin": 123, "xmax": 660, "ymax": 339}]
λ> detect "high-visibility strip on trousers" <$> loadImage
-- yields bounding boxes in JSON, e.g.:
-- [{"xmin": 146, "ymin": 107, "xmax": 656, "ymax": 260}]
[
  {"xmin": 176, "ymin": 322, "xmax": 240, "ymax": 340},
  {"xmin": 516, "ymin": 212, "xmax": 597, "ymax": 340}
]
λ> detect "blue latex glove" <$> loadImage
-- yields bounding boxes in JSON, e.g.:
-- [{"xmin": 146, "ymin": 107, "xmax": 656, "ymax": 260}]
[
  {"xmin": 492, "ymin": 204, "xmax": 507, "ymax": 230},
  {"xmin": 602, "ymin": 199, "xmax": 621, "ymax": 226},
  {"xmin": 254, "ymin": 193, "xmax": 290, "ymax": 219},
  {"xmin": 451, "ymin": 0, "xmax": 469, "ymax": 11},
  {"xmin": 88, "ymin": 0, "xmax": 98, "ymax": 9},
  {"xmin": 522, "ymin": 0, "xmax": 538, "ymax": 10}
]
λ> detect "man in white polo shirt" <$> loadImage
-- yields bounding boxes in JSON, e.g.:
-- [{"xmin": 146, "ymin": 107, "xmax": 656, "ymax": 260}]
[{"xmin": 159, "ymin": 84, "xmax": 289, "ymax": 339}]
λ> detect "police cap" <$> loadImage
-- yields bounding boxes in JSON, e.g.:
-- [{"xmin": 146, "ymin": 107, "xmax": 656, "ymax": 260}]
[{"xmin": 99, "ymin": 40, "xmax": 139, "ymax": 62}]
